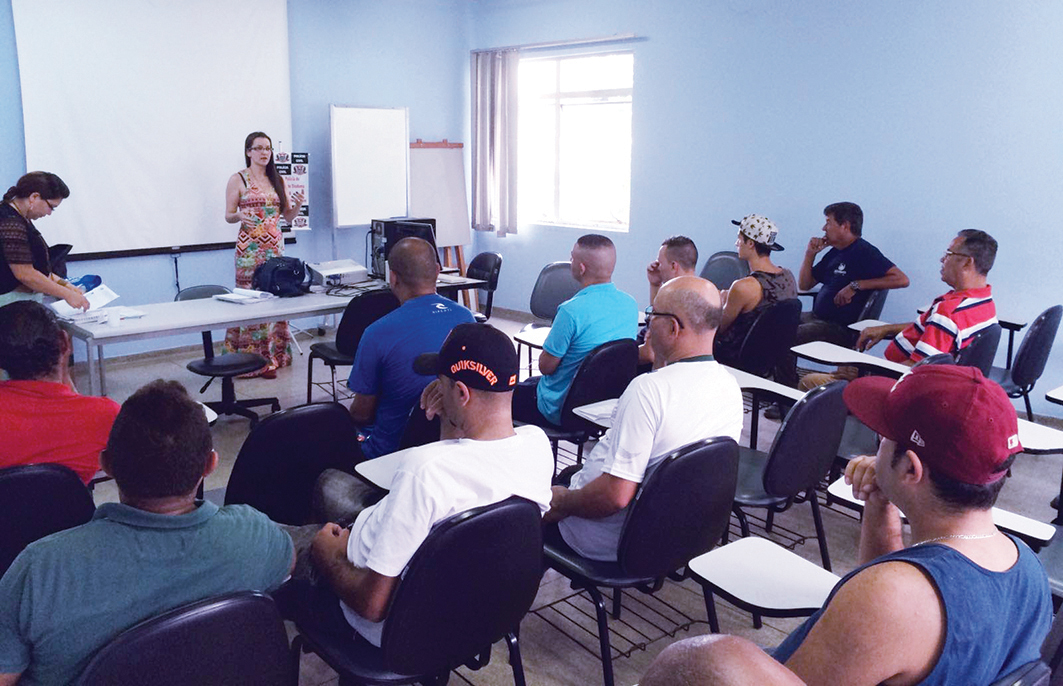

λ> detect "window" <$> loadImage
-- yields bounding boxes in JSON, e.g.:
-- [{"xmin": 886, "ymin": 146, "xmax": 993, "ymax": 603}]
[{"xmin": 518, "ymin": 51, "xmax": 633, "ymax": 231}]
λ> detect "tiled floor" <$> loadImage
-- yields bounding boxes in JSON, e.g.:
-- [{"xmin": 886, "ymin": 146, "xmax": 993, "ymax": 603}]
[{"xmin": 78, "ymin": 309, "xmax": 1063, "ymax": 686}]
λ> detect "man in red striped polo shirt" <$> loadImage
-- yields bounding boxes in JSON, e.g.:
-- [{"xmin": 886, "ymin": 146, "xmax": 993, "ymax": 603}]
[{"xmin": 856, "ymin": 230, "xmax": 998, "ymax": 364}]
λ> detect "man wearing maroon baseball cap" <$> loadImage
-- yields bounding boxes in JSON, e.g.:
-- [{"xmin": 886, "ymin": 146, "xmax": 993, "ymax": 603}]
[{"xmin": 772, "ymin": 365, "xmax": 1051, "ymax": 685}]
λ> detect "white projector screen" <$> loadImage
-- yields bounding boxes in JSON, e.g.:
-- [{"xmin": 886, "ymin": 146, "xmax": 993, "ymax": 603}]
[
  {"xmin": 331, "ymin": 106, "xmax": 409, "ymax": 227},
  {"xmin": 12, "ymin": 0, "xmax": 293, "ymax": 256}
]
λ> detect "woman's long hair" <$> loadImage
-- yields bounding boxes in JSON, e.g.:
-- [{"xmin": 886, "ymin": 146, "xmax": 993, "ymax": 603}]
[
  {"xmin": 3, "ymin": 171, "xmax": 70, "ymax": 203},
  {"xmin": 243, "ymin": 131, "xmax": 289, "ymax": 214}
]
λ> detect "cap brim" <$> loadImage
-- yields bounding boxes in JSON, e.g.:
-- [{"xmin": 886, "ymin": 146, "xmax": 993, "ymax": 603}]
[
  {"xmin": 731, "ymin": 219, "xmax": 741, "ymax": 226},
  {"xmin": 413, "ymin": 352, "xmax": 441, "ymax": 376},
  {"xmin": 769, "ymin": 243, "xmax": 785, "ymax": 251},
  {"xmin": 842, "ymin": 376, "xmax": 900, "ymax": 442}
]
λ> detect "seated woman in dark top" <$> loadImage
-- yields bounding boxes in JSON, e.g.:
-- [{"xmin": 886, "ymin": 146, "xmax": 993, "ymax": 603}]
[{"xmin": 714, "ymin": 214, "xmax": 797, "ymax": 366}]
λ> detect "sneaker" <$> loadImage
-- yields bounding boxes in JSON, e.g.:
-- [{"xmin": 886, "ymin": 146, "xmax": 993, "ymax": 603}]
[{"xmin": 763, "ymin": 403, "xmax": 784, "ymax": 420}]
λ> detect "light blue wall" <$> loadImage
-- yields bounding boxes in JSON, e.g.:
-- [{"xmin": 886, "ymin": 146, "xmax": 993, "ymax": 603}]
[
  {"xmin": 3, "ymin": 0, "xmax": 1063, "ymax": 412},
  {"xmin": 468, "ymin": 0, "xmax": 1063, "ymax": 414}
]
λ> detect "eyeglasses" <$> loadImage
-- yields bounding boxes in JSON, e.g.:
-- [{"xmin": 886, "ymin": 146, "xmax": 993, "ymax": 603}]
[
  {"xmin": 943, "ymin": 249, "xmax": 971, "ymax": 260},
  {"xmin": 249, "ymin": 146, "xmax": 273, "ymax": 152},
  {"xmin": 38, "ymin": 197, "xmax": 58, "ymax": 212},
  {"xmin": 645, "ymin": 306, "xmax": 684, "ymax": 330}
]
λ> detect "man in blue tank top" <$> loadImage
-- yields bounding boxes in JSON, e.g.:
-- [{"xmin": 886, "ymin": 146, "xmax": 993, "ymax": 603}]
[{"xmin": 644, "ymin": 365, "xmax": 1052, "ymax": 686}]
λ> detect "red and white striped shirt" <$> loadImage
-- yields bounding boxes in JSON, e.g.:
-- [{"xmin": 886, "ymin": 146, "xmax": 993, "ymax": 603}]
[{"xmin": 885, "ymin": 286, "xmax": 997, "ymax": 364}]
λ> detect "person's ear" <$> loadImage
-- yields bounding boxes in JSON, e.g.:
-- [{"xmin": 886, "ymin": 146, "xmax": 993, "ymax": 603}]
[
  {"xmin": 60, "ymin": 329, "xmax": 73, "ymax": 356},
  {"xmin": 100, "ymin": 449, "xmax": 113, "ymax": 477},
  {"xmin": 203, "ymin": 450, "xmax": 219, "ymax": 478},
  {"xmin": 899, "ymin": 449, "xmax": 924, "ymax": 484},
  {"xmin": 454, "ymin": 380, "xmax": 472, "ymax": 407}
]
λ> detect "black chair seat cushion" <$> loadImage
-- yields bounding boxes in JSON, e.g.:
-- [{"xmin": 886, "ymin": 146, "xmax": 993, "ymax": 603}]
[
  {"xmin": 187, "ymin": 352, "xmax": 268, "ymax": 378},
  {"xmin": 309, "ymin": 342, "xmax": 355, "ymax": 367},
  {"xmin": 987, "ymin": 366, "xmax": 1022, "ymax": 396},
  {"xmin": 734, "ymin": 446, "xmax": 786, "ymax": 508},
  {"xmin": 543, "ymin": 534, "xmax": 658, "ymax": 589}
]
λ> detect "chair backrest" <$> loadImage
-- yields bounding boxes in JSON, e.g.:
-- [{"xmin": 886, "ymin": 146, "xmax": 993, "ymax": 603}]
[
  {"xmin": 1012, "ymin": 305, "xmax": 1063, "ymax": 390},
  {"xmin": 954, "ymin": 323, "xmax": 1001, "ymax": 375},
  {"xmin": 699, "ymin": 251, "xmax": 749, "ymax": 290},
  {"xmin": 987, "ymin": 660, "xmax": 1051, "ymax": 686},
  {"xmin": 912, "ymin": 352, "xmax": 955, "ymax": 368},
  {"xmin": 733, "ymin": 298, "xmax": 802, "ymax": 378},
  {"xmin": 559, "ymin": 338, "xmax": 639, "ymax": 431},
  {"xmin": 1040, "ymin": 605, "xmax": 1063, "ymax": 685},
  {"xmin": 76, "ymin": 591, "xmax": 293, "ymax": 686},
  {"xmin": 175, "ymin": 285, "xmax": 232, "ymax": 359},
  {"xmin": 617, "ymin": 437, "xmax": 740, "ymax": 578},
  {"xmin": 224, "ymin": 402, "xmax": 363, "ymax": 524},
  {"xmin": 858, "ymin": 288, "xmax": 889, "ymax": 321},
  {"xmin": 763, "ymin": 381, "xmax": 849, "ymax": 498},
  {"xmin": 529, "ymin": 262, "xmax": 581, "ymax": 321},
  {"xmin": 0, "ymin": 464, "xmax": 96, "ymax": 576},
  {"xmin": 466, "ymin": 252, "xmax": 503, "ymax": 321},
  {"xmin": 398, "ymin": 405, "xmax": 441, "ymax": 451},
  {"xmin": 379, "ymin": 497, "xmax": 543, "ymax": 675},
  {"xmin": 334, "ymin": 289, "xmax": 401, "ymax": 356}
]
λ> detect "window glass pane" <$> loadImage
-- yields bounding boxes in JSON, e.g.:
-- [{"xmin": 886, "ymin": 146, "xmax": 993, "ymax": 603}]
[
  {"xmin": 519, "ymin": 100, "xmax": 557, "ymax": 223},
  {"xmin": 560, "ymin": 53, "xmax": 633, "ymax": 93},
  {"xmin": 559, "ymin": 102, "xmax": 631, "ymax": 226}
]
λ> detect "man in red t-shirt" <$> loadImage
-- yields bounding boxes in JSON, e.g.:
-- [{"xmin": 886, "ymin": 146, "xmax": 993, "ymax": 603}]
[
  {"xmin": 855, "ymin": 229, "xmax": 998, "ymax": 364},
  {"xmin": 0, "ymin": 301, "xmax": 119, "ymax": 482}
]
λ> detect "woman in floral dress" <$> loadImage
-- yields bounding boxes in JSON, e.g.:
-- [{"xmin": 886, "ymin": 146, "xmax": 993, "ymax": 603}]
[{"xmin": 223, "ymin": 131, "xmax": 304, "ymax": 377}]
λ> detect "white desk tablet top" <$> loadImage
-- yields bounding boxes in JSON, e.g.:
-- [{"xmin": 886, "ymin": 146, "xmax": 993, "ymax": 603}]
[
  {"xmin": 1016, "ymin": 418, "xmax": 1063, "ymax": 455},
  {"xmin": 791, "ymin": 341, "xmax": 910, "ymax": 376},
  {"xmin": 512, "ymin": 326, "xmax": 551, "ymax": 348},
  {"xmin": 353, "ymin": 446, "xmax": 420, "ymax": 491},
  {"xmin": 827, "ymin": 477, "xmax": 1055, "ymax": 547},
  {"xmin": 848, "ymin": 319, "xmax": 890, "ymax": 332},
  {"xmin": 1046, "ymin": 385, "xmax": 1063, "ymax": 406},
  {"xmin": 687, "ymin": 537, "xmax": 838, "ymax": 611}
]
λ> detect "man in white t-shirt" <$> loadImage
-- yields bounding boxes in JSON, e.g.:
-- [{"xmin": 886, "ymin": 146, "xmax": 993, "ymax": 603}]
[
  {"xmin": 545, "ymin": 276, "xmax": 744, "ymax": 561},
  {"xmin": 307, "ymin": 324, "xmax": 554, "ymax": 646}
]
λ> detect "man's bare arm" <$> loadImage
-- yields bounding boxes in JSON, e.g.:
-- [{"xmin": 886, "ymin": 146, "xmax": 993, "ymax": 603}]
[
  {"xmin": 0, "ymin": 672, "xmax": 20, "ymax": 685},
  {"xmin": 545, "ymin": 473, "xmax": 639, "ymax": 523},
  {"xmin": 854, "ymin": 265, "xmax": 910, "ymax": 292},
  {"xmin": 348, "ymin": 393, "xmax": 378, "ymax": 426},
  {"xmin": 855, "ymin": 323, "xmax": 908, "ymax": 352},
  {"xmin": 311, "ymin": 524, "xmax": 399, "ymax": 623},
  {"xmin": 538, "ymin": 351, "xmax": 562, "ymax": 375}
]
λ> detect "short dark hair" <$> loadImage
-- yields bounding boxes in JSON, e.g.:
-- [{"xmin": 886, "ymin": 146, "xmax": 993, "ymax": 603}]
[
  {"xmin": 957, "ymin": 229, "xmax": 998, "ymax": 276},
  {"xmin": 0, "ymin": 301, "xmax": 63, "ymax": 380},
  {"xmin": 3, "ymin": 171, "xmax": 70, "ymax": 203},
  {"xmin": 106, "ymin": 380, "xmax": 213, "ymax": 499},
  {"xmin": 891, "ymin": 443, "xmax": 1012, "ymax": 511},
  {"xmin": 739, "ymin": 233, "xmax": 773, "ymax": 257},
  {"xmin": 576, "ymin": 234, "xmax": 615, "ymax": 251},
  {"xmin": 824, "ymin": 202, "xmax": 863, "ymax": 237},
  {"xmin": 661, "ymin": 235, "xmax": 698, "ymax": 271}
]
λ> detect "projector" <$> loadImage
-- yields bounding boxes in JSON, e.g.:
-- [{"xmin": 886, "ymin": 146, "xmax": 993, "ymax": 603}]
[{"xmin": 306, "ymin": 259, "xmax": 370, "ymax": 286}]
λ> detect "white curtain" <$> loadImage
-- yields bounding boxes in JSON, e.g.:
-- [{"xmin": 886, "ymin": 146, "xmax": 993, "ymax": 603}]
[{"xmin": 470, "ymin": 49, "xmax": 519, "ymax": 237}]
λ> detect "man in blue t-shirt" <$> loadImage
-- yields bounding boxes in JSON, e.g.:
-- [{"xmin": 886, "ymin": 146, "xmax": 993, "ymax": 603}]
[
  {"xmin": 0, "ymin": 380, "xmax": 294, "ymax": 686},
  {"xmin": 643, "ymin": 366, "xmax": 1051, "ymax": 686},
  {"xmin": 347, "ymin": 237, "xmax": 474, "ymax": 460},
  {"xmin": 512, "ymin": 234, "xmax": 639, "ymax": 427},
  {"xmin": 775, "ymin": 202, "xmax": 909, "ymax": 389}
]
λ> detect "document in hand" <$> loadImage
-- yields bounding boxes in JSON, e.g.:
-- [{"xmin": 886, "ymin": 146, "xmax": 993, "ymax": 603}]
[{"xmin": 50, "ymin": 283, "xmax": 119, "ymax": 316}]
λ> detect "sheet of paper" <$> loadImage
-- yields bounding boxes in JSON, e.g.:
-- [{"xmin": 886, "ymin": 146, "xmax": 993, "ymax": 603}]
[{"xmin": 50, "ymin": 283, "xmax": 118, "ymax": 317}]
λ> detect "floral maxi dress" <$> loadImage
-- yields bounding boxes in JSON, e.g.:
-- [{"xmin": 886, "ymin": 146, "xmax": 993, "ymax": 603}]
[{"xmin": 224, "ymin": 169, "xmax": 292, "ymax": 374}]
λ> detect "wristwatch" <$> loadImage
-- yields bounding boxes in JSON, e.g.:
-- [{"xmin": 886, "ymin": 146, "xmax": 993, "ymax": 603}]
[{"xmin": 849, "ymin": 280, "xmax": 861, "ymax": 292}]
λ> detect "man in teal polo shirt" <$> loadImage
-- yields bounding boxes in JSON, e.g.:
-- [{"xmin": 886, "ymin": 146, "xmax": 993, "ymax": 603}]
[
  {"xmin": 0, "ymin": 380, "xmax": 293, "ymax": 686},
  {"xmin": 513, "ymin": 234, "xmax": 639, "ymax": 427}
]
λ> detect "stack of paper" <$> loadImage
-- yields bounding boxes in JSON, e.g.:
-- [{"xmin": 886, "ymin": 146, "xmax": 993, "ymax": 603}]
[
  {"xmin": 212, "ymin": 288, "xmax": 275, "ymax": 305},
  {"xmin": 51, "ymin": 284, "xmax": 119, "ymax": 317}
]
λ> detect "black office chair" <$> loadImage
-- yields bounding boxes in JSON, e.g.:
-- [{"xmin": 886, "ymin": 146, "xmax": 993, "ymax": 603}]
[
  {"xmin": 729, "ymin": 298, "xmax": 802, "ymax": 378},
  {"xmin": 224, "ymin": 402, "xmax": 363, "ymax": 525},
  {"xmin": 48, "ymin": 243, "xmax": 73, "ymax": 278},
  {"xmin": 514, "ymin": 261, "xmax": 581, "ymax": 374},
  {"xmin": 955, "ymin": 322, "xmax": 1002, "ymax": 376},
  {"xmin": 987, "ymin": 660, "xmax": 1051, "ymax": 686},
  {"xmin": 307, "ymin": 289, "xmax": 400, "ymax": 402},
  {"xmin": 732, "ymin": 381, "xmax": 848, "ymax": 571},
  {"xmin": 76, "ymin": 591, "xmax": 294, "ymax": 686},
  {"xmin": 699, "ymin": 251, "xmax": 749, "ymax": 291},
  {"xmin": 857, "ymin": 287, "xmax": 889, "ymax": 321},
  {"xmin": 1041, "ymin": 605, "xmax": 1063, "ymax": 685},
  {"xmin": 544, "ymin": 437, "xmax": 740, "ymax": 686},
  {"xmin": 988, "ymin": 305, "xmax": 1063, "ymax": 420},
  {"xmin": 176, "ymin": 285, "xmax": 280, "ymax": 426},
  {"xmin": 0, "ymin": 463, "xmax": 96, "ymax": 576},
  {"xmin": 397, "ymin": 405, "xmax": 441, "ymax": 451},
  {"xmin": 538, "ymin": 338, "xmax": 639, "ymax": 467},
  {"xmin": 466, "ymin": 251, "xmax": 502, "ymax": 323},
  {"xmin": 290, "ymin": 497, "xmax": 543, "ymax": 686}
]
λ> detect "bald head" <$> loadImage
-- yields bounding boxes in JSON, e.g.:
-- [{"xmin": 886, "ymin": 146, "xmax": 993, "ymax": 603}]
[
  {"xmin": 642, "ymin": 635, "xmax": 806, "ymax": 686},
  {"xmin": 656, "ymin": 275, "xmax": 722, "ymax": 334},
  {"xmin": 571, "ymin": 234, "xmax": 617, "ymax": 284},
  {"xmin": 389, "ymin": 237, "xmax": 439, "ymax": 292}
]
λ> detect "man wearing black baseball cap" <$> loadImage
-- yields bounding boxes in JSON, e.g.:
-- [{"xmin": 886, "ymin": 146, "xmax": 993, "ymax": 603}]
[
  {"xmin": 306, "ymin": 324, "xmax": 554, "ymax": 647},
  {"xmin": 772, "ymin": 366, "xmax": 1051, "ymax": 685}
]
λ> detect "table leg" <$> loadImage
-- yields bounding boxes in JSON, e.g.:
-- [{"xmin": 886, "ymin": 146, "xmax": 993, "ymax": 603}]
[
  {"xmin": 97, "ymin": 344, "xmax": 108, "ymax": 396},
  {"xmin": 86, "ymin": 340, "xmax": 100, "ymax": 396},
  {"xmin": 749, "ymin": 392, "xmax": 760, "ymax": 449},
  {"xmin": 1006, "ymin": 330, "xmax": 1017, "ymax": 369}
]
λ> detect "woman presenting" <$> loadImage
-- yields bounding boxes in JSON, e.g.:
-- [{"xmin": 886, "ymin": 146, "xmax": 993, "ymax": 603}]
[
  {"xmin": 0, "ymin": 172, "xmax": 89, "ymax": 311},
  {"xmin": 224, "ymin": 131, "xmax": 304, "ymax": 378}
]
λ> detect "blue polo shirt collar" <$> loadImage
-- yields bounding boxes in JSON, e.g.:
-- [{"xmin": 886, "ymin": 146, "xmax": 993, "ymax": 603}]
[
  {"xmin": 575, "ymin": 283, "xmax": 616, "ymax": 298},
  {"xmin": 92, "ymin": 500, "xmax": 219, "ymax": 529}
]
